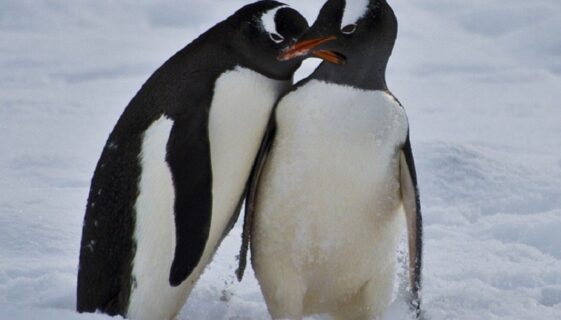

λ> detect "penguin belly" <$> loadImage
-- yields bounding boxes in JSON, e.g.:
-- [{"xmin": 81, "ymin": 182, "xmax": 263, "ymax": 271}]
[
  {"xmin": 127, "ymin": 67, "xmax": 289, "ymax": 320},
  {"xmin": 252, "ymin": 80, "xmax": 408, "ymax": 319}
]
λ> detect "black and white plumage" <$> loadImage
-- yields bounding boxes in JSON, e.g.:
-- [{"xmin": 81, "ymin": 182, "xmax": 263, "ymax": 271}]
[
  {"xmin": 238, "ymin": 0, "xmax": 423, "ymax": 319},
  {"xmin": 76, "ymin": 2, "xmax": 308, "ymax": 319}
]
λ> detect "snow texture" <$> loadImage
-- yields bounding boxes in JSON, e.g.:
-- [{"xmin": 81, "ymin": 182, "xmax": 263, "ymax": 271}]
[{"xmin": 1, "ymin": 0, "xmax": 561, "ymax": 319}]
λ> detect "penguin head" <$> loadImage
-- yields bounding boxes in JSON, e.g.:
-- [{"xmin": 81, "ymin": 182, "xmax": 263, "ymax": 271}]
[
  {"xmin": 227, "ymin": 1, "xmax": 309, "ymax": 80},
  {"xmin": 279, "ymin": 0, "xmax": 397, "ymax": 89}
]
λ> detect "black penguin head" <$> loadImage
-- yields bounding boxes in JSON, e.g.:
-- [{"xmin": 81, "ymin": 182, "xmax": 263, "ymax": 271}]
[
  {"xmin": 226, "ymin": 1, "xmax": 309, "ymax": 80},
  {"xmin": 280, "ymin": 0, "xmax": 397, "ymax": 89}
]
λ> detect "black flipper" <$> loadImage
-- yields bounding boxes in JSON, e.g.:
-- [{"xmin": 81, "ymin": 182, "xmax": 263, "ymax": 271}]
[
  {"xmin": 399, "ymin": 133, "xmax": 424, "ymax": 318},
  {"xmin": 167, "ymin": 113, "xmax": 213, "ymax": 287},
  {"xmin": 236, "ymin": 115, "xmax": 277, "ymax": 281}
]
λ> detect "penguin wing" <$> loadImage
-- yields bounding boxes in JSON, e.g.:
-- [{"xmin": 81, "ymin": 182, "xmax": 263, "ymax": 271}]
[
  {"xmin": 399, "ymin": 133, "xmax": 423, "ymax": 314},
  {"xmin": 236, "ymin": 116, "xmax": 277, "ymax": 281},
  {"xmin": 167, "ymin": 115, "xmax": 214, "ymax": 287}
]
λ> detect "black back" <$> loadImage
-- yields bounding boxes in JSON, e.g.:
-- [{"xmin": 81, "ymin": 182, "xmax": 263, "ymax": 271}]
[{"xmin": 77, "ymin": 0, "xmax": 308, "ymax": 315}]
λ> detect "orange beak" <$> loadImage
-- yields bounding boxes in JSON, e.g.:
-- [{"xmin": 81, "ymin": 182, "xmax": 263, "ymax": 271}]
[
  {"xmin": 278, "ymin": 36, "xmax": 344, "ymax": 64},
  {"xmin": 312, "ymin": 50, "xmax": 346, "ymax": 65}
]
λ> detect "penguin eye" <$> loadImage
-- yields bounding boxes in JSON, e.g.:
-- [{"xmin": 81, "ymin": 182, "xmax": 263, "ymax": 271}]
[
  {"xmin": 341, "ymin": 24, "xmax": 357, "ymax": 35},
  {"xmin": 269, "ymin": 32, "xmax": 285, "ymax": 44}
]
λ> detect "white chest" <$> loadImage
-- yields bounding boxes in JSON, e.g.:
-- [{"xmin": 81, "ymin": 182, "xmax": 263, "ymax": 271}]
[
  {"xmin": 207, "ymin": 66, "xmax": 289, "ymax": 249},
  {"xmin": 252, "ymin": 80, "xmax": 409, "ymax": 312},
  {"xmin": 273, "ymin": 80, "xmax": 409, "ymax": 202}
]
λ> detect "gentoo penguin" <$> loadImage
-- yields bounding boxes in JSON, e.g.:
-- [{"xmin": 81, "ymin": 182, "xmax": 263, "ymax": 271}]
[
  {"xmin": 238, "ymin": 0, "xmax": 423, "ymax": 319},
  {"xmin": 77, "ymin": 2, "xmax": 308, "ymax": 319}
]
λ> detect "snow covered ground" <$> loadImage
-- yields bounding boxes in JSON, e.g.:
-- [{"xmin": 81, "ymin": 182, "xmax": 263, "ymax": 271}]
[{"xmin": 1, "ymin": 0, "xmax": 561, "ymax": 319}]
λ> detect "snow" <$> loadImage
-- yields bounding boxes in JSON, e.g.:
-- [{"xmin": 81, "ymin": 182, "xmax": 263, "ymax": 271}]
[{"xmin": 1, "ymin": 0, "xmax": 560, "ymax": 319}]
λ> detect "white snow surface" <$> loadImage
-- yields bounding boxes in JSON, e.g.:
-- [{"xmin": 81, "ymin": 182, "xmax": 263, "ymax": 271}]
[{"xmin": 1, "ymin": 0, "xmax": 561, "ymax": 319}]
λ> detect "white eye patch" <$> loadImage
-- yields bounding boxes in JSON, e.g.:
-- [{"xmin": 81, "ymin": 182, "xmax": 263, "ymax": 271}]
[
  {"xmin": 341, "ymin": 0, "xmax": 369, "ymax": 27},
  {"xmin": 260, "ymin": 5, "xmax": 289, "ymax": 35}
]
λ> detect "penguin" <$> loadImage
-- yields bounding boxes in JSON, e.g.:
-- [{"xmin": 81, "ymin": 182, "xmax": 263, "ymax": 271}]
[
  {"xmin": 237, "ymin": 0, "xmax": 423, "ymax": 319},
  {"xmin": 76, "ymin": 2, "xmax": 308, "ymax": 319}
]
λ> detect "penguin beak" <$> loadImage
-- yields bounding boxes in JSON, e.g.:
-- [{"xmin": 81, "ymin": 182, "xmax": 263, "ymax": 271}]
[
  {"xmin": 279, "ymin": 36, "xmax": 345, "ymax": 64},
  {"xmin": 311, "ymin": 50, "xmax": 346, "ymax": 65}
]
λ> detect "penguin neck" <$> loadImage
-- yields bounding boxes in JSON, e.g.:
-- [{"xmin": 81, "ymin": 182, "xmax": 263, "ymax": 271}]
[
  {"xmin": 187, "ymin": 39, "xmax": 239, "ymax": 75},
  {"xmin": 141, "ymin": 35, "xmax": 240, "ymax": 117},
  {"xmin": 193, "ymin": 39, "xmax": 295, "ymax": 82},
  {"xmin": 177, "ymin": 21, "xmax": 243, "ymax": 75},
  {"xmin": 159, "ymin": 33, "xmax": 238, "ymax": 80},
  {"xmin": 310, "ymin": 56, "xmax": 388, "ymax": 91}
]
